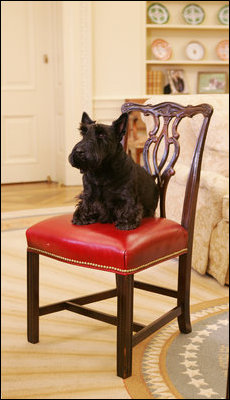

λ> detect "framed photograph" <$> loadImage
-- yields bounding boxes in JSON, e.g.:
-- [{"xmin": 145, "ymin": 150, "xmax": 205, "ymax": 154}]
[
  {"xmin": 166, "ymin": 69, "xmax": 189, "ymax": 94},
  {"xmin": 197, "ymin": 72, "xmax": 228, "ymax": 94}
]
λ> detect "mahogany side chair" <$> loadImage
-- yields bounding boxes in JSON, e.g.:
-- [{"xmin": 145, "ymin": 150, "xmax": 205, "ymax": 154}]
[{"xmin": 26, "ymin": 101, "xmax": 213, "ymax": 379}]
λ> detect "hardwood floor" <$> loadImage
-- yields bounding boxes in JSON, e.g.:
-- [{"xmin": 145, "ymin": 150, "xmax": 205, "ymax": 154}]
[{"xmin": 1, "ymin": 182, "xmax": 83, "ymax": 212}]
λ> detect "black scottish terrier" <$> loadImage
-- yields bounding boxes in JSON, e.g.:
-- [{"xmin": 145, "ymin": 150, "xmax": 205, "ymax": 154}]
[{"xmin": 68, "ymin": 112, "xmax": 159, "ymax": 230}]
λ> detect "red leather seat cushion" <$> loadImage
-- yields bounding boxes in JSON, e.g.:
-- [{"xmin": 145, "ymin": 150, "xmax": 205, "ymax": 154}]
[{"xmin": 26, "ymin": 214, "xmax": 188, "ymax": 275}]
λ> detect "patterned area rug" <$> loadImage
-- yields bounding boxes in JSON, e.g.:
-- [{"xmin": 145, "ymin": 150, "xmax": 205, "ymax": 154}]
[{"xmin": 124, "ymin": 298, "xmax": 229, "ymax": 399}]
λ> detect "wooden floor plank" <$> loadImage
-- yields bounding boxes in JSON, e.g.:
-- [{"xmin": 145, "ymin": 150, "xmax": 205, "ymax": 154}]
[{"xmin": 1, "ymin": 182, "xmax": 82, "ymax": 212}]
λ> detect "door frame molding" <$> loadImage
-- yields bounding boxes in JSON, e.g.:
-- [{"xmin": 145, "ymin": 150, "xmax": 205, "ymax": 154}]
[{"xmin": 55, "ymin": 1, "xmax": 93, "ymax": 185}]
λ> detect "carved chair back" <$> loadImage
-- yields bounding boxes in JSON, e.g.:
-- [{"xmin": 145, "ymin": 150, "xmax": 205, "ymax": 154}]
[{"xmin": 121, "ymin": 101, "xmax": 213, "ymax": 251}]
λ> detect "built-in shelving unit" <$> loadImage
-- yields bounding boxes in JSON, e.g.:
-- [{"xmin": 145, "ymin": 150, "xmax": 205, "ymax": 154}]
[{"xmin": 145, "ymin": 1, "xmax": 229, "ymax": 94}]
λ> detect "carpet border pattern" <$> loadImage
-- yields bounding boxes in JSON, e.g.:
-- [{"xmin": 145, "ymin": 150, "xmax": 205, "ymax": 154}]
[{"xmin": 124, "ymin": 297, "xmax": 229, "ymax": 399}]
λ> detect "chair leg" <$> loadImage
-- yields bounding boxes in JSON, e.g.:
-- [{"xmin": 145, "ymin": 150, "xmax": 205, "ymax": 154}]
[
  {"xmin": 27, "ymin": 251, "xmax": 39, "ymax": 343},
  {"xmin": 116, "ymin": 274, "xmax": 134, "ymax": 379},
  {"xmin": 177, "ymin": 253, "xmax": 192, "ymax": 333}
]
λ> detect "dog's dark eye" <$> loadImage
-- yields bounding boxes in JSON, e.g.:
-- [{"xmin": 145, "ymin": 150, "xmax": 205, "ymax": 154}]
[{"xmin": 96, "ymin": 129, "xmax": 106, "ymax": 139}]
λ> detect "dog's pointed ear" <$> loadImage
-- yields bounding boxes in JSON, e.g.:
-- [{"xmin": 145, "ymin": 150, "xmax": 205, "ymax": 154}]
[
  {"xmin": 112, "ymin": 113, "xmax": 128, "ymax": 140},
  {"xmin": 81, "ymin": 112, "xmax": 95, "ymax": 125}
]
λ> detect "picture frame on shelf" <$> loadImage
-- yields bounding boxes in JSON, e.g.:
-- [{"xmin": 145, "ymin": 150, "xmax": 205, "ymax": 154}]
[
  {"xmin": 197, "ymin": 71, "xmax": 228, "ymax": 94},
  {"xmin": 166, "ymin": 69, "xmax": 189, "ymax": 94}
]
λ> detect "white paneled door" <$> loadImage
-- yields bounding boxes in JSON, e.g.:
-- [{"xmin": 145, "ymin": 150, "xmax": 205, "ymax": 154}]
[{"xmin": 1, "ymin": 1, "xmax": 55, "ymax": 183}]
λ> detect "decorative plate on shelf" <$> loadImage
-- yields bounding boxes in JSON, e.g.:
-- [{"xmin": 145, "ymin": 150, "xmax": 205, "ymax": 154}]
[
  {"xmin": 185, "ymin": 41, "xmax": 205, "ymax": 61},
  {"xmin": 218, "ymin": 5, "xmax": 229, "ymax": 25},
  {"xmin": 147, "ymin": 3, "xmax": 169, "ymax": 24},
  {"xmin": 182, "ymin": 4, "xmax": 205, "ymax": 25},
  {"xmin": 216, "ymin": 40, "xmax": 229, "ymax": 61},
  {"xmin": 151, "ymin": 39, "xmax": 172, "ymax": 60}
]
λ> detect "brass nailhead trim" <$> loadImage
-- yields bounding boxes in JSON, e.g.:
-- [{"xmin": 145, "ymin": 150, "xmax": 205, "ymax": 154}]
[{"xmin": 27, "ymin": 246, "xmax": 188, "ymax": 274}]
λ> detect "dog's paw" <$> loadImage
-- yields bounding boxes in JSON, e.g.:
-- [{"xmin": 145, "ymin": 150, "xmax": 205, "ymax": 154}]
[
  {"xmin": 72, "ymin": 219, "xmax": 85, "ymax": 225},
  {"xmin": 72, "ymin": 216, "xmax": 89, "ymax": 225},
  {"xmin": 115, "ymin": 222, "xmax": 139, "ymax": 231},
  {"xmin": 72, "ymin": 214, "xmax": 99, "ymax": 225}
]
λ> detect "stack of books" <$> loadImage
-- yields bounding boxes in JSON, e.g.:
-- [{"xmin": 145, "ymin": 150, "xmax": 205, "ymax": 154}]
[{"xmin": 146, "ymin": 70, "xmax": 163, "ymax": 94}]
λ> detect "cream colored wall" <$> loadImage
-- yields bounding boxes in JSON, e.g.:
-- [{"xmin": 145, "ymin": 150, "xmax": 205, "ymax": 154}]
[
  {"xmin": 92, "ymin": 1, "xmax": 146, "ymax": 124},
  {"xmin": 59, "ymin": 1, "xmax": 145, "ymax": 185},
  {"xmin": 92, "ymin": 1, "xmax": 144, "ymax": 100}
]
